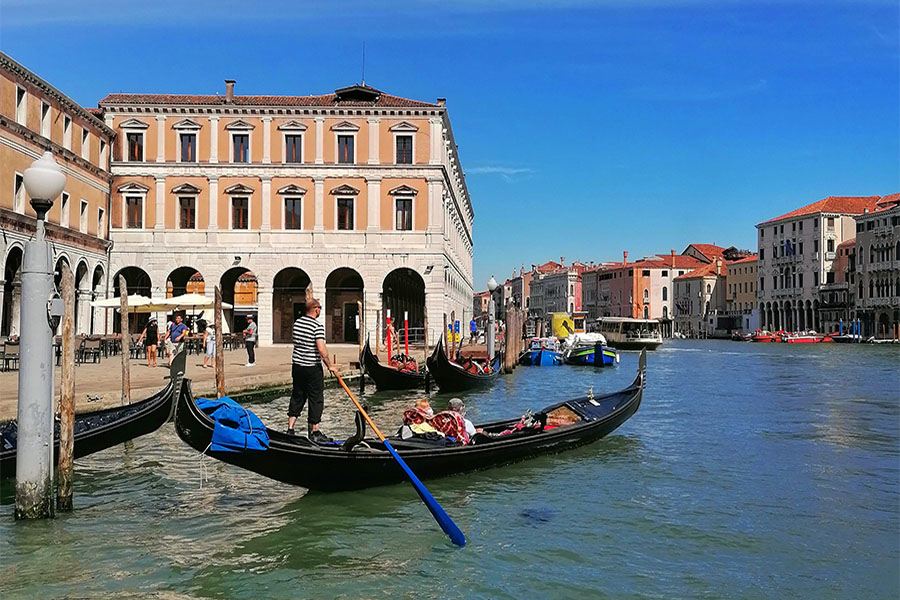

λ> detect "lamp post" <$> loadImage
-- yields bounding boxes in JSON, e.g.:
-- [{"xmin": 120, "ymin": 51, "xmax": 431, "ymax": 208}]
[
  {"xmin": 487, "ymin": 275, "xmax": 498, "ymax": 360},
  {"xmin": 15, "ymin": 151, "xmax": 67, "ymax": 520}
]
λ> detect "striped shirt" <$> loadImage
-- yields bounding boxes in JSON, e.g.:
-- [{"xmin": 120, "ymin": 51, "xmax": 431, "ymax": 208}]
[{"xmin": 292, "ymin": 315, "xmax": 325, "ymax": 366}]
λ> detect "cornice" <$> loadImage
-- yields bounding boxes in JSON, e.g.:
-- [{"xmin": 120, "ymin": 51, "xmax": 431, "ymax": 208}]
[
  {"xmin": 98, "ymin": 105, "xmax": 445, "ymax": 119},
  {"xmin": 0, "ymin": 126, "xmax": 110, "ymax": 191}
]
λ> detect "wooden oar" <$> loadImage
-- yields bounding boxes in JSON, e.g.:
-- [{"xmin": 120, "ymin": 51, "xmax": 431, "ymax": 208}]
[{"xmin": 334, "ymin": 374, "xmax": 466, "ymax": 547}]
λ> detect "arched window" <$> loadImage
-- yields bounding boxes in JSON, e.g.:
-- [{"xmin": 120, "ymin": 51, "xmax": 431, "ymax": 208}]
[
  {"xmin": 870, "ymin": 245, "xmax": 875, "ymax": 263},
  {"xmin": 662, "ymin": 286, "xmax": 668, "ymax": 301},
  {"xmin": 643, "ymin": 288, "xmax": 649, "ymax": 301},
  {"xmin": 643, "ymin": 306, "xmax": 649, "ymax": 318},
  {"xmin": 706, "ymin": 283, "xmax": 711, "ymax": 294}
]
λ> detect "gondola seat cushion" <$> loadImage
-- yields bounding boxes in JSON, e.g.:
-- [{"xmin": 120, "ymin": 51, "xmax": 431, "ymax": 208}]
[{"xmin": 195, "ymin": 396, "xmax": 269, "ymax": 452}]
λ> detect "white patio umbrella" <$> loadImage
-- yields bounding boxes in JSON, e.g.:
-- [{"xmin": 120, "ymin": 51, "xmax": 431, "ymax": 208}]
[
  {"xmin": 90, "ymin": 294, "xmax": 156, "ymax": 333},
  {"xmin": 161, "ymin": 293, "xmax": 233, "ymax": 311}
]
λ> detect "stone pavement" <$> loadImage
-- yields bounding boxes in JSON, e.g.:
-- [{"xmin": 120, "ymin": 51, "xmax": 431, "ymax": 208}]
[{"xmin": 0, "ymin": 343, "xmax": 410, "ymax": 422}]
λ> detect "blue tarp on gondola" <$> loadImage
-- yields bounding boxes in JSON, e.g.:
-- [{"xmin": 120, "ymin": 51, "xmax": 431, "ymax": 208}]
[{"xmin": 195, "ymin": 396, "xmax": 269, "ymax": 452}]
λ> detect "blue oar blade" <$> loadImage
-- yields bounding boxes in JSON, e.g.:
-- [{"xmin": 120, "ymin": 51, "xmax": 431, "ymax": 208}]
[{"xmin": 383, "ymin": 440, "xmax": 466, "ymax": 547}]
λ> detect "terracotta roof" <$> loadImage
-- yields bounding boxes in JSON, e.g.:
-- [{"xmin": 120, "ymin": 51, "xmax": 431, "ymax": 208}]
[
  {"xmin": 875, "ymin": 193, "xmax": 900, "ymax": 211},
  {"xmin": 85, "ymin": 107, "xmax": 103, "ymax": 117},
  {"xmin": 98, "ymin": 87, "xmax": 439, "ymax": 109},
  {"xmin": 535, "ymin": 261, "xmax": 562, "ymax": 274},
  {"xmin": 762, "ymin": 196, "xmax": 882, "ymax": 224},
  {"xmin": 728, "ymin": 254, "xmax": 758, "ymax": 265},
  {"xmin": 675, "ymin": 260, "xmax": 727, "ymax": 280},
  {"xmin": 685, "ymin": 243, "xmax": 726, "ymax": 261},
  {"xmin": 650, "ymin": 254, "xmax": 706, "ymax": 269},
  {"xmin": 836, "ymin": 239, "xmax": 855, "ymax": 250}
]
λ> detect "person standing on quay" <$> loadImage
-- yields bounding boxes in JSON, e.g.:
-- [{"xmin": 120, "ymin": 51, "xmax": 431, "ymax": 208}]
[
  {"xmin": 287, "ymin": 298, "xmax": 339, "ymax": 442},
  {"xmin": 243, "ymin": 314, "xmax": 258, "ymax": 367},
  {"xmin": 168, "ymin": 314, "xmax": 188, "ymax": 364},
  {"xmin": 137, "ymin": 317, "xmax": 159, "ymax": 368},
  {"xmin": 469, "ymin": 318, "xmax": 477, "ymax": 344}
]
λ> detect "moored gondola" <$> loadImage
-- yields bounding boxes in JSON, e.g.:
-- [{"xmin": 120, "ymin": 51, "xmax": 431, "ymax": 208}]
[
  {"xmin": 425, "ymin": 336, "xmax": 501, "ymax": 392},
  {"xmin": 360, "ymin": 337, "xmax": 425, "ymax": 390},
  {"xmin": 0, "ymin": 351, "xmax": 184, "ymax": 478},
  {"xmin": 174, "ymin": 350, "xmax": 646, "ymax": 492}
]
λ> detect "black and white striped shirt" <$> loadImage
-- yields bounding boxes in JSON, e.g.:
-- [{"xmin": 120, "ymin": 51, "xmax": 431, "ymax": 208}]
[{"xmin": 292, "ymin": 315, "xmax": 325, "ymax": 366}]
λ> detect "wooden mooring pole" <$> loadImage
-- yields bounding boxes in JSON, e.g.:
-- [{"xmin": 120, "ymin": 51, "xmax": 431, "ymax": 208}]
[
  {"xmin": 215, "ymin": 286, "xmax": 225, "ymax": 398},
  {"xmin": 450, "ymin": 310, "xmax": 456, "ymax": 359},
  {"xmin": 57, "ymin": 263, "xmax": 76, "ymax": 512},
  {"xmin": 118, "ymin": 274, "xmax": 130, "ymax": 405}
]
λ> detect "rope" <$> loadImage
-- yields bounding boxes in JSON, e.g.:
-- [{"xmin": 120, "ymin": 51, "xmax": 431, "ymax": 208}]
[{"xmin": 199, "ymin": 441, "xmax": 212, "ymax": 489}]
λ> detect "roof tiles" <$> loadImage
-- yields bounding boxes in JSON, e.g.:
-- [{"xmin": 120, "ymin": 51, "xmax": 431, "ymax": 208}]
[
  {"xmin": 98, "ymin": 91, "xmax": 439, "ymax": 109},
  {"xmin": 762, "ymin": 196, "xmax": 883, "ymax": 224}
]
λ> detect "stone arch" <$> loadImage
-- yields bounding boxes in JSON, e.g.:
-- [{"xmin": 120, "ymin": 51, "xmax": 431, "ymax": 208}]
[
  {"xmin": 167, "ymin": 266, "xmax": 204, "ymax": 298},
  {"xmin": 74, "ymin": 259, "xmax": 90, "ymax": 333},
  {"xmin": 382, "ymin": 267, "xmax": 425, "ymax": 334},
  {"xmin": 325, "ymin": 267, "xmax": 364, "ymax": 344},
  {"xmin": 2, "ymin": 245, "xmax": 25, "ymax": 336},
  {"xmin": 54, "ymin": 254, "xmax": 71, "ymax": 289},
  {"xmin": 220, "ymin": 267, "xmax": 257, "ymax": 333},
  {"xmin": 112, "ymin": 266, "xmax": 152, "ymax": 334},
  {"xmin": 877, "ymin": 312, "xmax": 891, "ymax": 339},
  {"xmin": 91, "ymin": 263, "xmax": 106, "ymax": 334},
  {"xmin": 272, "ymin": 267, "xmax": 311, "ymax": 344}
]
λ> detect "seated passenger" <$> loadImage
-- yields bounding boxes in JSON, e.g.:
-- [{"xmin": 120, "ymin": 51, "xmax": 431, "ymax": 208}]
[{"xmin": 448, "ymin": 398, "xmax": 478, "ymax": 439}]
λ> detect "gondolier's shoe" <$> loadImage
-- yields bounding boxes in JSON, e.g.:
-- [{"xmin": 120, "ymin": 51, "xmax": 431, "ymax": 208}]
[
  {"xmin": 308, "ymin": 430, "xmax": 333, "ymax": 443},
  {"xmin": 285, "ymin": 428, "xmax": 295, "ymax": 436}
]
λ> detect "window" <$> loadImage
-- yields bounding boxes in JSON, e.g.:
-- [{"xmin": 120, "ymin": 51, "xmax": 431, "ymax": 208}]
[
  {"xmin": 661, "ymin": 270, "xmax": 668, "ymax": 277},
  {"xmin": 100, "ymin": 140, "xmax": 107, "ymax": 166},
  {"xmin": 760, "ymin": 229, "xmax": 764, "ymax": 239},
  {"xmin": 396, "ymin": 135, "xmax": 413, "ymax": 164},
  {"xmin": 81, "ymin": 129, "xmax": 90, "ymax": 160},
  {"xmin": 643, "ymin": 288, "xmax": 649, "ymax": 300},
  {"xmin": 284, "ymin": 197, "xmax": 302, "ymax": 229},
  {"xmin": 827, "ymin": 217, "xmax": 835, "ymax": 229},
  {"xmin": 79, "ymin": 200, "xmax": 88, "ymax": 232},
  {"xmin": 98, "ymin": 207, "xmax": 106, "ymax": 237},
  {"xmin": 15, "ymin": 86, "xmax": 26, "ymax": 125},
  {"xmin": 678, "ymin": 271, "xmax": 684, "ymax": 276},
  {"xmin": 706, "ymin": 283, "xmax": 711, "ymax": 293},
  {"xmin": 814, "ymin": 272, "xmax": 819, "ymax": 286},
  {"xmin": 792, "ymin": 222, "xmax": 795, "ymax": 232},
  {"xmin": 395, "ymin": 197, "xmax": 413, "ymax": 230},
  {"xmin": 662, "ymin": 286, "xmax": 668, "ymax": 301},
  {"xmin": 41, "ymin": 102, "xmax": 50, "ymax": 137},
  {"xmin": 180, "ymin": 133, "xmax": 196, "ymax": 162},
  {"xmin": 337, "ymin": 135, "xmax": 354, "ymax": 163},
  {"xmin": 642, "ymin": 270, "xmax": 651, "ymax": 277},
  {"xmin": 799, "ymin": 220, "xmax": 803, "ymax": 231},
  {"xmin": 780, "ymin": 225, "xmax": 784, "ymax": 234},
  {"xmin": 759, "ymin": 248, "xmax": 764, "ymax": 261},
  {"xmin": 179, "ymin": 197, "xmax": 196, "ymax": 229},
  {"xmin": 126, "ymin": 196, "xmax": 142, "ymax": 228},
  {"xmin": 233, "ymin": 134, "xmax": 249, "ymax": 163},
  {"xmin": 814, "ymin": 218, "xmax": 818, "ymax": 228},
  {"xmin": 14, "ymin": 173, "xmax": 25, "ymax": 213},
  {"xmin": 798, "ymin": 273, "xmax": 803, "ymax": 288},
  {"xmin": 827, "ymin": 239, "xmax": 834, "ymax": 253},
  {"xmin": 814, "ymin": 239, "xmax": 819, "ymax": 253},
  {"xmin": 798, "ymin": 242, "xmax": 803, "ymax": 255},
  {"xmin": 231, "ymin": 197, "xmax": 249, "ymax": 229},
  {"xmin": 337, "ymin": 198, "xmax": 354, "ymax": 230},
  {"xmin": 63, "ymin": 116, "xmax": 72, "ymax": 150},
  {"xmin": 285, "ymin": 135, "xmax": 302, "ymax": 163},
  {"xmin": 127, "ymin": 132, "xmax": 143, "ymax": 161},
  {"xmin": 60, "ymin": 193, "xmax": 70, "ymax": 228},
  {"xmin": 759, "ymin": 278, "xmax": 764, "ymax": 291}
]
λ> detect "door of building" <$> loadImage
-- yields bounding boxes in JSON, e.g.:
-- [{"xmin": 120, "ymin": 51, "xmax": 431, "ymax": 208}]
[{"xmin": 344, "ymin": 302, "xmax": 359, "ymax": 343}]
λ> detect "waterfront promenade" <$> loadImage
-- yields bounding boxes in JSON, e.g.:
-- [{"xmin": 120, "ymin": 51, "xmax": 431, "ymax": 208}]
[{"xmin": 0, "ymin": 343, "xmax": 382, "ymax": 422}]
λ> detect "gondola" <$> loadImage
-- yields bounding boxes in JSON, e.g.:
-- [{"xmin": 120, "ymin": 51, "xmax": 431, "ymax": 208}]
[
  {"xmin": 0, "ymin": 351, "xmax": 184, "ymax": 478},
  {"xmin": 173, "ymin": 350, "xmax": 646, "ymax": 492},
  {"xmin": 360, "ymin": 337, "xmax": 426, "ymax": 390},
  {"xmin": 425, "ymin": 336, "xmax": 501, "ymax": 392}
]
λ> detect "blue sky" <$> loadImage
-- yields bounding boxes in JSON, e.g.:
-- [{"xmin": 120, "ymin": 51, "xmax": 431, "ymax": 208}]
[{"xmin": 1, "ymin": 1, "xmax": 897, "ymax": 288}]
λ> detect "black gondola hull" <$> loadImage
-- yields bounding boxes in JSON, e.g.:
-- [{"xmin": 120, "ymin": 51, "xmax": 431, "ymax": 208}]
[
  {"xmin": 360, "ymin": 338, "xmax": 425, "ymax": 390},
  {"xmin": 174, "ymin": 352, "xmax": 645, "ymax": 492},
  {"xmin": 425, "ymin": 337, "xmax": 502, "ymax": 392}
]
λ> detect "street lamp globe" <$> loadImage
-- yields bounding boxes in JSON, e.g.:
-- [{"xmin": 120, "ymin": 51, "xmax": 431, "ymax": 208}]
[
  {"xmin": 487, "ymin": 275, "xmax": 499, "ymax": 292},
  {"xmin": 23, "ymin": 151, "xmax": 66, "ymax": 220}
]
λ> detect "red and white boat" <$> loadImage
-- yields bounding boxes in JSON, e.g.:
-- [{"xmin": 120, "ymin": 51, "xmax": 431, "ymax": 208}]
[
  {"xmin": 781, "ymin": 333, "xmax": 834, "ymax": 343},
  {"xmin": 751, "ymin": 331, "xmax": 782, "ymax": 343}
]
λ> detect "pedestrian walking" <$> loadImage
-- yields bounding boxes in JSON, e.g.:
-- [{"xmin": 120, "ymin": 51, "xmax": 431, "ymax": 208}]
[
  {"xmin": 137, "ymin": 317, "xmax": 159, "ymax": 367},
  {"xmin": 201, "ymin": 319, "xmax": 216, "ymax": 368},
  {"xmin": 167, "ymin": 314, "xmax": 188, "ymax": 364},
  {"xmin": 243, "ymin": 314, "xmax": 258, "ymax": 366},
  {"xmin": 469, "ymin": 318, "xmax": 477, "ymax": 344},
  {"xmin": 287, "ymin": 298, "xmax": 339, "ymax": 442}
]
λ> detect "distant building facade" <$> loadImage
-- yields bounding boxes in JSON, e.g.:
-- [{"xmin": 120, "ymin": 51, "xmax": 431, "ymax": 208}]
[
  {"xmin": 853, "ymin": 194, "xmax": 900, "ymax": 338},
  {"xmin": 528, "ymin": 259, "xmax": 583, "ymax": 318},
  {"xmin": 725, "ymin": 254, "xmax": 758, "ymax": 332},
  {"xmin": 673, "ymin": 259, "xmax": 727, "ymax": 337},
  {"xmin": 817, "ymin": 239, "xmax": 854, "ymax": 334},
  {"xmin": 0, "ymin": 52, "xmax": 115, "ymax": 337}
]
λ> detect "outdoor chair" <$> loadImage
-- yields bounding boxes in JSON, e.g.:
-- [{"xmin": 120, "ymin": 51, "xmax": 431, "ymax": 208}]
[
  {"xmin": 2, "ymin": 341, "xmax": 20, "ymax": 371},
  {"xmin": 80, "ymin": 338, "xmax": 102, "ymax": 364}
]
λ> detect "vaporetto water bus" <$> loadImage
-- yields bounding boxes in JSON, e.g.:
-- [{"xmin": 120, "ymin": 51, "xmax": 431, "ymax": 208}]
[{"xmin": 594, "ymin": 317, "xmax": 663, "ymax": 350}]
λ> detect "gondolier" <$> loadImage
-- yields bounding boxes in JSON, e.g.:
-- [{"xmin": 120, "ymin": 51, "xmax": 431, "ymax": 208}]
[{"xmin": 287, "ymin": 298, "xmax": 339, "ymax": 442}]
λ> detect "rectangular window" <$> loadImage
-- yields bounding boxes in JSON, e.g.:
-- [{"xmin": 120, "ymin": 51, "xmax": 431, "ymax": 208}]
[
  {"xmin": 792, "ymin": 222, "xmax": 796, "ymax": 231},
  {"xmin": 642, "ymin": 270, "xmax": 651, "ymax": 277},
  {"xmin": 81, "ymin": 129, "xmax": 90, "ymax": 160},
  {"xmin": 285, "ymin": 135, "xmax": 302, "ymax": 163},
  {"xmin": 827, "ymin": 239, "xmax": 834, "ymax": 252},
  {"xmin": 798, "ymin": 273, "xmax": 803, "ymax": 288},
  {"xmin": 15, "ymin": 86, "xmax": 26, "ymax": 125},
  {"xmin": 284, "ymin": 197, "xmax": 302, "ymax": 229},
  {"xmin": 814, "ymin": 219, "xmax": 818, "ymax": 228},
  {"xmin": 126, "ymin": 196, "xmax": 142, "ymax": 228},
  {"xmin": 827, "ymin": 217, "xmax": 835, "ymax": 229},
  {"xmin": 337, "ymin": 198, "xmax": 354, "ymax": 230},
  {"xmin": 759, "ymin": 248, "xmax": 765, "ymax": 261},
  {"xmin": 41, "ymin": 102, "xmax": 50, "ymax": 137},
  {"xmin": 127, "ymin": 132, "xmax": 143, "ymax": 161},
  {"xmin": 63, "ymin": 116, "xmax": 72, "ymax": 150},
  {"xmin": 180, "ymin": 133, "xmax": 196, "ymax": 162},
  {"xmin": 79, "ymin": 200, "xmax": 88, "ymax": 233},
  {"xmin": 395, "ymin": 197, "xmax": 413, "ymax": 230},
  {"xmin": 100, "ymin": 139, "xmax": 107, "ymax": 166},
  {"xmin": 232, "ymin": 197, "xmax": 249, "ymax": 229},
  {"xmin": 678, "ymin": 271, "xmax": 684, "ymax": 276},
  {"xmin": 760, "ymin": 229, "xmax": 764, "ymax": 239},
  {"xmin": 396, "ymin": 135, "xmax": 413, "ymax": 164},
  {"xmin": 337, "ymin": 135, "xmax": 354, "ymax": 164},
  {"xmin": 798, "ymin": 242, "xmax": 803, "ymax": 255},
  {"xmin": 866, "ymin": 221, "xmax": 874, "ymax": 231},
  {"xmin": 14, "ymin": 173, "xmax": 25, "ymax": 213},
  {"xmin": 179, "ymin": 197, "xmax": 196, "ymax": 229},
  {"xmin": 759, "ymin": 278, "xmax": 764, "ymax": 291},
  {"xmin": 814, "ymin": 271, "xmax": 819, "ymax": 287},
  {"xmin": 799, "ymin": 220, "xmax": 803, "ymax": 231},
  {"xmin": 780, "ymin": 225, "xmax": 784, "ymax": 234},
  {"xmin": 814, "ymin": 239, "xmax": 819, "ymax": 253},
  {"xmin": 233, "ymin": 134, "xmax": 249, "ymax": 163},
  {"xmin": 60, "ymin": 193, "xmax": 70, "ymax": 228},
  {"xmin": 826, "ymin": 272, "xmax": 834, "ymax": 284},
  {"xmin": 98, "ymin": 207, "xmax": 106, "ymax": 237}
]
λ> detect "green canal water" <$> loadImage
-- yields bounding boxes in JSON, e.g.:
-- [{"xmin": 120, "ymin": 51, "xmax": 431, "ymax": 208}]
[{"xmin": 2, "ymin": 340, "xmax": 898, "ymax": 598}]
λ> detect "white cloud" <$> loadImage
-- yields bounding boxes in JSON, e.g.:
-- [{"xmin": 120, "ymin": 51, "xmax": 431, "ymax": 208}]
[{"xmin": 467, "ymin": 165, "xmax": 535, "ymax": 182}]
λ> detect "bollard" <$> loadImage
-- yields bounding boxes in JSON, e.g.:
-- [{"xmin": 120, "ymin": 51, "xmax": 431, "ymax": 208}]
[
  {"xmin": 215, "ymin": 286, "xmax": 225, "ymax": 398},
  {"xmin": 119, "ymin": 275, "xmax": 131, "ymax": 406}
]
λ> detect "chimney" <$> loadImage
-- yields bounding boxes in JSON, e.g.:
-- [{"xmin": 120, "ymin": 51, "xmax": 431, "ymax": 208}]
[
  {"xmin": 715, "ymin": 257, "xmax": 722, "ymax": 274},
  {"xmin": 623, "ymin": 251, "xmax": 628, "ymax": 265},
  {"xmin": 437, "ymin": 98, "xmax": 446, "ymax": 107},
  {"xmin": 225, "ymin": 79, "xmax": 235, "ymax": 103},
  {"xmin": 560, "ymin": 256, "xmax": 565, "ymax": 266},
  {"xmin": 671, "ymin": 249, "xmax": 676, "ymax": 267}
]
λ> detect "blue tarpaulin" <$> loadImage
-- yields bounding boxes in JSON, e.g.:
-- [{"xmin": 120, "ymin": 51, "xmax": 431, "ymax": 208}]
[{"xmin": 195, "ymin": 396, "xmax": 269, "ymax": 452}]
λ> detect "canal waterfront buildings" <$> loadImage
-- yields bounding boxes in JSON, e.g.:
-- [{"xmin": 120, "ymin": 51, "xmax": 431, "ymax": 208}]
[
  {"xmin": 852, "ymin": 194, "xmax": 900, "ymax": 338},
  {"xmin": 527, "ymin": 258, "xmax": 584, "ymax": 318},
  {"xmin": 756, "ymin": 195, "xmax": 883, "ymax": 333},
  {"xmin": 726, "ymin": 254, "xmax": 759, "ymax": 332},
  {"xmin": 98, "ymin": 80, "xmax": 474, "ymax": 345},
  {"xmin": 0, "ymin": 52, "xmax": 115, "ymax": 338}
]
